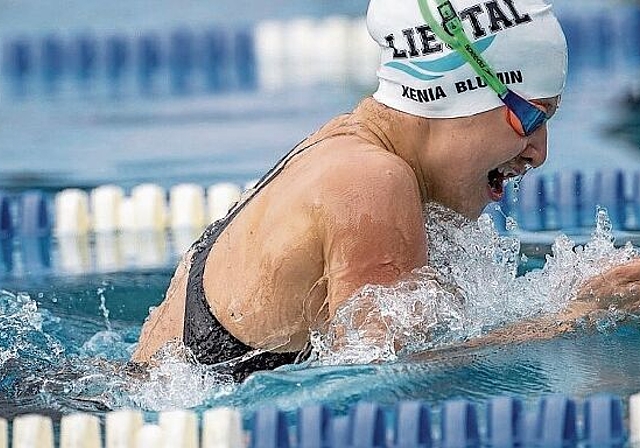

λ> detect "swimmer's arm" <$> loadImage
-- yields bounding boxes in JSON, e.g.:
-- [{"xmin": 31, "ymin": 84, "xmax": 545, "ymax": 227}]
[
  {"xmin": 413, "ymin": 267, "xmax": 640, "ymax": 360},
  {"xmin": 321, "ymin": 155, "xmax": 427, "ymax": 341},
  {"xmin": 574, "ymin": 259, "xmax": 640, "ymax": 309},
  {"xmin": 131, "ymin": 249, "xmax": 193, "ymax": 363},
  {"xmin": 473, "ymin": 259, "xmax": 640, "ymax": 348},
  {"xmin": 410, "ymin": 300, "xmax": 597, "ymax": 362}
]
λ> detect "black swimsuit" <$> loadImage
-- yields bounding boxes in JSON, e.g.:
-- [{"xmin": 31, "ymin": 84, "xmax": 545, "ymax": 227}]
[
  {"xmin": 182, "ymin": 133, "xmax": 332, "ymax": 382},
  {"xmin": 183, "ymin": 216, "xmax": 301, "ymax": 382}
]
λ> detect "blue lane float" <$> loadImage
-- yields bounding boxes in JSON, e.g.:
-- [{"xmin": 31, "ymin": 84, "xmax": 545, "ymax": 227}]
[
  {"xmin": 559, "ymin": 16, "xmax": 584, "ymax": 76},
  {"xmin": 40, "ymin": 34, "xmax": 65, "ymax": 90},
  {"xmin": 105, "ymin": 35, "xmax": 129, "ymax": 93},
  {"xmin": 16, "ymin": 191, "xmax": 53, "ymax": 274},
  {"xmin": 297, "ymin": 405, "xmax": 332, "ymax": 448},
  {"xmin": 73, "ymin": 33, "xmax": 98, "ymax": 85},
  {"xmin": 239, "ymin": 394, "xmax": 632, "ymax": 447},
  {"xmin": 486, "ymin": 397, "xmax": 524, "ymax": 447},
  {"xmin": 348, "ymin": 403, "xmax": 386, "ymax": 448},
  {"xmin": 441, "ymin": 400, "xmax": 480, "ymax": 448},
  {"xmin": 18, "ymin": 190, "xmax": 51, "ymax": 238},
  {"xmin": 2, "ymin": 37, "xmax": 32, "ymax": 95},
  {"xmin": 532, "ymin": 395, "xmax": 577, "ymax": 448},
  {"xmin": 330, "ymin": 416, "xmax": 351, "ymax": 448},
  {"xmin": 202, "ymin": 28, "xmax": 230, "ymax": 92},
  {"xmin": 0, "ymin": 191, "xmax": 13, "ymax": 239},
  {"xmin": 554, "ymin": 171, "xmax": 583, "ymax": 231},
  {"xmin": 0, "ymin": 191, "xmax": 14, "ymax": 273},
  {"xmin": 498, "ymin": 169, "xmax": 640, "ymax": 233},
  {"xmin": 169, "ymin": 28, "xmax": 195, "ymax": 94},
  {"xmin": 513, "ymin": 173, "xmax": 548, "ymax": 232},
  {"xmin": 251, "ymin": 407, "xmax": 291, "ymax": 448},
  {"xmin": 235, "ymin": 28, "xmax": 257, "ymax": 90},
  {"xmin": 137, "ymin": 33, "xmax": 163, "ymax": 94},
  {"xmin": 583, "ymin": 395, "xmax": 625, "ymax": 448},
  {"xmin": 593, "ymin": 170, "xmax": 628, "ymax": 229},
  {"xmin": 393, "ymin": 401, "xmax": 432, "ymax": 448}
]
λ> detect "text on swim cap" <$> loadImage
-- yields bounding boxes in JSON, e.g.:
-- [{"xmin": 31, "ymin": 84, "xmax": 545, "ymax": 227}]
[
  {"xmin": 385, "ymin": 0, "xmax": 532, "ymax": 60},
  {"xmin": 401, "ymin": 70, "xmax": 523, "ymax": 103}
]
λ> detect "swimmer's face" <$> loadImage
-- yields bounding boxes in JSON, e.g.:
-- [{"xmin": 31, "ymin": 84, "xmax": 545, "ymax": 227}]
[{"xmin": 422, "ymin": 96, "xmax": 560, "ymax": 219}]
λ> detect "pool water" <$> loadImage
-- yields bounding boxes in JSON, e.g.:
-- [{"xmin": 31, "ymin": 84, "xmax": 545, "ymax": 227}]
[
  {"xmin": 2, "ymin": 207, "xmax": 640, "ymax": 422},
  {"xmin": 4, "ymin": 271, "xmax": 640, "ymax": 421}
]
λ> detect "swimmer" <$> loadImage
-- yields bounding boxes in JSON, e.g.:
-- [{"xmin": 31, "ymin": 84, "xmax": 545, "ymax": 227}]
[{"xmin": 133, "ymin": 0, "xmax": 577, "ymax": 380}]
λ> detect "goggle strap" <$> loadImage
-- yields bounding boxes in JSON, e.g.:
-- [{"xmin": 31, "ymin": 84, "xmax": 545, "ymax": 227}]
[{"xmin": 418, "ymin": 0, "xmax": 508, "ymax": 96}]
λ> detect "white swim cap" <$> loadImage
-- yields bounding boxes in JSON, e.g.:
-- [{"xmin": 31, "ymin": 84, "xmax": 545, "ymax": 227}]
[{"xmin": 367, "ymin": 0, "xmax": 568, "ymax": 118}]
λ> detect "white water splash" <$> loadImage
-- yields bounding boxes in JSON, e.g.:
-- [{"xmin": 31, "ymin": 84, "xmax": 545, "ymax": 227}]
[
  {"xmin": 127, "ymin": 342, "xmax": 236, "ymax": 411},
  {"xmin": 0, "ymin": 290, "xmax": 65, "ymax": 370},
  {"xmin": 311, "ymin": 204, "xmax": 638, "ymax": 365},
  {"xmin": 97, "ymin": 286, "xmax": 112, "ymax": 331},
  {"xmin": 0, "ymin": 288, "xmax": 236, "ymax": 412}
]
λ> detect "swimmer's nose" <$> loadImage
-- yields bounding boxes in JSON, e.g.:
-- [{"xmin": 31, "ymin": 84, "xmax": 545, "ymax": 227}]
[{"xmin": 520, "ymin": 125, "xmax": 548, "ymax": 168}]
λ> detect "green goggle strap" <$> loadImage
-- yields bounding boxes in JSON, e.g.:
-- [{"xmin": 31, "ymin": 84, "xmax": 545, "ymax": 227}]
[{"xmin": 416, "ymin": 0, "xmax": 508, "ymax": 97}]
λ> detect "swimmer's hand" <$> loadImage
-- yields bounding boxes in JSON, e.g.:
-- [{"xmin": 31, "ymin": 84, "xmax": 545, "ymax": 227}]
[{"xmin": 576, "ymin": 259, "xmax": 640, "ymax": 311}]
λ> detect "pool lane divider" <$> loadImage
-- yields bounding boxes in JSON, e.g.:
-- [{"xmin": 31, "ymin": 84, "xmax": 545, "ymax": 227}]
[
  {"xmin": 50, "ymin": 182, "xmax": 242, "ymax": 237},
  {"xmin": 25, "ymin": 170, "xmax": 640, "ymax": 237},
  {"xmin": 0, "ymin": 419, "xmax": 5, "ymax": 448},
  {"xmin": 19, "ymin": 190, "xmax": 52, "ymax": 237},
  {"xmin": 203, "ymin": 408, "xmax": 244, "ymax": 448},
  {"xmin": 0, "ymin": 191, "xmax": 12, "ymax": 239},
  {"xmin": 490, "ymin": 169, "xmax": 640, "ymax": 233},
  {"xmin": 12, "ymin": 414, "xmax": 54, "ymax": 448},
  {"xmin": 135, "ymin": 424, "xmax": 164, "ymax": 447},
  {"xmin": 393, "ymin": 402, "xmax": 431, "ymax": 447},
  {"xmin": 159, "ymin": 410, "xmax": 199, "ymax": 448},
  {"xmin": 47, "ymin": 170, "xmax": 640, "ymax": 235},
  {"xmin": 60, "ymin": 414, "xmax": 101, "ymax": 448},
  {"xmin": 1, "ymin": 17, "xmax": 379, "ymax": 97},
  {"xmin": 0, "ymin": 182, "xmax": 244, "ymax": 275},
  {"xmin": 296, "ymin": 405, "xmax": 334, "ymax": 448},
  {"xmin": 1, "ymin": 393, "xmax": 636, "ymax": 447},
  {"xmin": 441, "ymin": 400, "xmax": 480, "ymax": 447},
  {"xmin": 105, "ymin": 409, "xmax": 144, "ymax": 448},
  {"xmin": 584, "ymin": 394, "xmax": 625, "ymax": 447},
  {"xmin": 631, "ymin": 394, "xmax": 640, "ymax": 446}
]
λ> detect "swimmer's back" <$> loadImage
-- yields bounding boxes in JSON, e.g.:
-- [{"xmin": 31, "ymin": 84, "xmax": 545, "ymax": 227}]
[
  {"xmin": 133, "ymin": 105, "xmax": 426, "ymax": 361},
  {"xmin": 204, "ymin": 112, "xmax": 424, "ymax": 351}
]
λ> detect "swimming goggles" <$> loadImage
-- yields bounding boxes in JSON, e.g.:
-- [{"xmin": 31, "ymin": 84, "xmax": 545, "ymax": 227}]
[{"xmin": 417, "ymin": 0, "xmax": 549, "ymax": 136}]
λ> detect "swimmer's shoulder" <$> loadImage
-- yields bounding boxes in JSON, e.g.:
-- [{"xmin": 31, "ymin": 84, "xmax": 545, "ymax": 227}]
[{"xmin": 316, "ymin": 137, "xmax": 419, "ymax": 193}]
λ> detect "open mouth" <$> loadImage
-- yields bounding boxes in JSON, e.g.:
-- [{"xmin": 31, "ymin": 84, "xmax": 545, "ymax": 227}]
[{"xmin": 487, "ymin": 167, "xmax": 520, "ymax": 201}]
